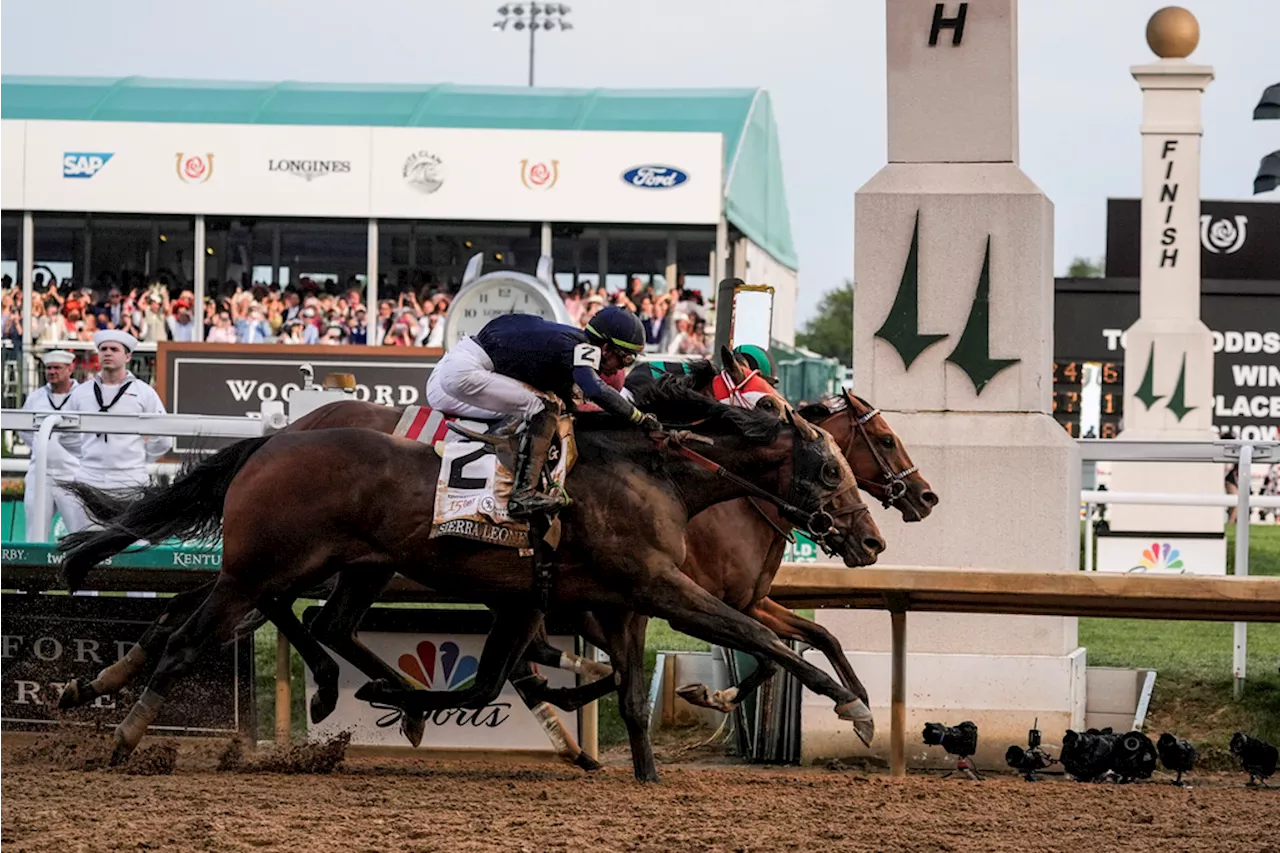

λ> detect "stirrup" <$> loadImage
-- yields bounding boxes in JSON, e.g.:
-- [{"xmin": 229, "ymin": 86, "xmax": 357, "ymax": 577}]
[{"xmin": 508, "ymin": 490, "xmax": 568, "ymax": 519}]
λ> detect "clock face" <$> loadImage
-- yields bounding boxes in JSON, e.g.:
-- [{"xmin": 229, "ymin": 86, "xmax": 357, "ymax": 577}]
[{"xmin": 444, "ymin": 275, "xmax": 559, "ymax": 349}]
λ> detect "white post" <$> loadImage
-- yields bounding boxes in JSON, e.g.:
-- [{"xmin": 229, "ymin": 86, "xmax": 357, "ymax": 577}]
[
  {"xmin": 1108, "ymin": 11, "xmax": 1220, "ymax": 569},
  {"xmin": 1084, "ymin": 504, "xmax": 1095, "ymax": 573},
  {"xmin": 665, "ymin": 233, "xmax": 678, "ymax": 293},
  {"xmin": 1233, "ymin": 443, "xmax": 1252, "ymax": 699},
  {"xmin": 30, "ymin": 414, "xmax": 64, "ymax": 542},
  {"xmin": 193, "ymin": 215, "xmax": 206, "ymax": 342},
  {"xmin": 367, "ymin": 218, "xmax": 379, "ymax": 347},
  {"xmin": 21, "ymin": 212, "xmax": 34, "ymax": 390},
  {"xmin": 714, "ymin": 217, "xmax": 729, "ymax": 283},
  {"xmin": 540, "ymin": 221, "xmax": 552, "ymax": 257}
]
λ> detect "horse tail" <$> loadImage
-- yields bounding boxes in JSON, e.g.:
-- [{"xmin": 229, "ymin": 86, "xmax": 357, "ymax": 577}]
[{"xmin": 59, "ymin": 435, "xmax": 272, "ymax": 592}]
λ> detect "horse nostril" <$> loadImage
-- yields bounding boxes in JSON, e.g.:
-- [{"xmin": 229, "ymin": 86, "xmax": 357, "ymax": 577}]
[
  {"xmin": 920, "ymin": 490, "xmax": 939, "ymax": 507},
  {"xmin": 864, "ymin": 536, "xmax": 886, "ymax": 554}
]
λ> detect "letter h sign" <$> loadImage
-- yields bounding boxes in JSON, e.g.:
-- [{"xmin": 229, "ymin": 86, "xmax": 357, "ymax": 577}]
[{"xmin": 929, "ymin": 2, "xmax": 968, "ymax": 46}]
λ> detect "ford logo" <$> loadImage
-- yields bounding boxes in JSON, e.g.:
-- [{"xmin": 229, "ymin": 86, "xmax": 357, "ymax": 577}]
[{"xmin": 622, "ymin": 165, "xmax": 688, "ymax": 189}]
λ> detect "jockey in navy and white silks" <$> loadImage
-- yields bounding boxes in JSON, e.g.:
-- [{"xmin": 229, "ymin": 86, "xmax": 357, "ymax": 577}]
[
  {"xmin": 426, "ymin": 308, "xmax": 657, "ymax": 518},
  {"xmin": 58, "ymin": 330, "xmax": 172, "ymax": 531},
  {"xmin": 18, "ymin": 349, "xmax": 89, "ymax": 538}
]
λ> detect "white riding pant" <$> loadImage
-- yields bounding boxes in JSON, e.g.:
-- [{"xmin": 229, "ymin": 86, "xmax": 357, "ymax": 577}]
[{"xmin": 426, "ymin": 337, "xmax": 546, "ymax": 421}]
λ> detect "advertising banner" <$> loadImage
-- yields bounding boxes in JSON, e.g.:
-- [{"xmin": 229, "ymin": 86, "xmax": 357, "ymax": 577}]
[
  {"xmin": 10, "ymin": 119, "xmax": 723, "ymax": 224},
  {"xmin": 301, "ymin": 607, "xmax": 581, "ymax": 751},
  {"xmin": 1, "ymin": 593, "xmax": 253, "ymax": 736}
]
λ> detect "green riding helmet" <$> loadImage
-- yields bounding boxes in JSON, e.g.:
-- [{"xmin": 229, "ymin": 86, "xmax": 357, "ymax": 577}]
[{"xmin": 733, "ymin": 344, "xmax": 779, "ymax": 386}]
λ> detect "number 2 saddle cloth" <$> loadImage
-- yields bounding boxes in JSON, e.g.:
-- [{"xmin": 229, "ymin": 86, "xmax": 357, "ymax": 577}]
[{"xmin": 393, "ymin": 405, "xmax": 576, "ymax": 552}]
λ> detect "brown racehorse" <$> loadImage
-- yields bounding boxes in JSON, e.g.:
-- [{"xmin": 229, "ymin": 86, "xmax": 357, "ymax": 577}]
[
  {"xmin": 60, "ymin": 378, "xmax": 884, "ymax": 781},
  {"xmin": 59, "ymin": 371, "xmax": 931, "ymax": 770}
]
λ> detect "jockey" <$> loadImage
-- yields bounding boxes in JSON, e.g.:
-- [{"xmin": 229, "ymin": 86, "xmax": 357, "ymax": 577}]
[
  {"xmin": 731, "ymin": 344, "xmax": 779, "ymax": 387},
  {"xmin": 425, "ymin": 307, "xmax": 658, "ymax": 518}
]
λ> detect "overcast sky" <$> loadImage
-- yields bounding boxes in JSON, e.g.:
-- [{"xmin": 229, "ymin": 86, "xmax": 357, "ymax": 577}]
[{"xmin": 2, "ymin": 0, "xmax": 1274, "ymax": 324}]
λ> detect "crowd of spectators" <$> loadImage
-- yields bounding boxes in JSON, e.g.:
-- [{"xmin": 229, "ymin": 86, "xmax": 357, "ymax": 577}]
[{"xmin": 0, "ymin": 272, "xmax": 712, "ymax": 354}]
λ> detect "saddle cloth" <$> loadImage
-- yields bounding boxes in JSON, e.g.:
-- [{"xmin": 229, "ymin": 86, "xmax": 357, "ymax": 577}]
[{"xmin": 393, "ymin": 405, "xmax": 576, "ymax": 551}]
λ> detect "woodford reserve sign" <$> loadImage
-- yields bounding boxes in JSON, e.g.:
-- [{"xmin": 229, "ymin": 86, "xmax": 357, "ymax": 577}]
[{"xmin": 157, "ymin": 343, "xmax": 442, "ymax": 449}]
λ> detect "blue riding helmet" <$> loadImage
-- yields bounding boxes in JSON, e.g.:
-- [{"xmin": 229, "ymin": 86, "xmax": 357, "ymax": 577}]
[{"xmin": 586, "ymin": 307, "xmax": 646, "ymax": 354}]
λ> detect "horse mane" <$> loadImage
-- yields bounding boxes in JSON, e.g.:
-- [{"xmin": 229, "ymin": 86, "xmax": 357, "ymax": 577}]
[
  {"xmin": 798, "ymin": 397, "xmax": 839, "ymax": 421},
  {"xmin": 577, "ymin": 374, "xmax": 781, "ymax": 444}
]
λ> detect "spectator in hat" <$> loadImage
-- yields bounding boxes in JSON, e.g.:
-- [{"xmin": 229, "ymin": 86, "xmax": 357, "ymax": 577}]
[
  {"xmin": 167, "ymin": 299, "xmax": 197, "ymax": 342},
  {"xmin": 59, "ymin": 330, "xmax": 172, "ymax": 531},
  {"xmin": 18, "ymin": 349, "xmax": 88, "ymax": 538}
]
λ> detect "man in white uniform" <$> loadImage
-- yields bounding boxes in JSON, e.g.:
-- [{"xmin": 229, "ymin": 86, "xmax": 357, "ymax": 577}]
[
  {"xmin": 60, "ymin": 330, "xmax": 173, "ymax": 529},
  {"xmin": 17, "ymin": 349, "xmax": 88, "ymax": 539}
]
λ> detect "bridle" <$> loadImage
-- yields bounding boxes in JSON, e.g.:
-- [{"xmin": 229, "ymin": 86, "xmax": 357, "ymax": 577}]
[
  {"xmin": 833, "ymin": 390, "xmax": 918, "ymax": 509},
  {"xmin": 651, "ymin": 423, "xmax": 840, "ymax": 541}
]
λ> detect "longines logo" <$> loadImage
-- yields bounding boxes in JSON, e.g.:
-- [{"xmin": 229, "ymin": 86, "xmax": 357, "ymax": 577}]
[{"xmin": 268, "ymin": 159, "xmax": 352, "ymax": 181}]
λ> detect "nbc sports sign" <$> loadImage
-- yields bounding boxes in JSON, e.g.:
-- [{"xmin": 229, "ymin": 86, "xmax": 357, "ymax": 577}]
[
  {"xmin": 302, "ymin": 608, "xmax": 581, "ymax": 750},
  {"xmin": 1094, "ymin": 535, "xmax": 1227, "ymax": 576}
]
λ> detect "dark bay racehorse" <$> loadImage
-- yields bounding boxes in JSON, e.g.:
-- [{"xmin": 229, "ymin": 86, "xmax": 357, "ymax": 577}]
[
  {"xmin": 59, "ymin": 371, "xmax": 932, "ymax": 771},
  {"xmin": 60, "ymin": 379, "xmax": 885, "ymax": 781}
]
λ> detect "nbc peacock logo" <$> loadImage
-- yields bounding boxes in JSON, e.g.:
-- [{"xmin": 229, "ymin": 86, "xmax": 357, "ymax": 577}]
[
  {"xmin": 1132, "ymin": 542, "xmax": 1185, "ymax": 573},
  {"xmin": 397, "ymin": 640, "xmax": 479, "ymax": 691}
]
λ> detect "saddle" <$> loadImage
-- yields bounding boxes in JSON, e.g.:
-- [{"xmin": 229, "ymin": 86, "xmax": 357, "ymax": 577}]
[{"xmin": 393, "ymin": 405, "xmax": 576, "ymax": 552}]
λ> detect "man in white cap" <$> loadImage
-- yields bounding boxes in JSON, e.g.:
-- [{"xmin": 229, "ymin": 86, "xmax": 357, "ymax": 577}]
[
  {"xmin": 17, "ymin": 349, "xmax": 88, "ymax": 539},
  {"xmin": 59, "ymin": 330, "xmax": 172, "ymax": 531}
]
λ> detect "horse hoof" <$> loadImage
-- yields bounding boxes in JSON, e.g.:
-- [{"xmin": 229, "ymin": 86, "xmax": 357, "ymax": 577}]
[
  {"xmin": 58, "ymin": 679, "xmax": 86, "ymax": 710},
  {"xmin": 401, "ymin": 713, "xmax": 426, "ymax": 748},
  {"xmin": 835, "ymin": 699, "xmax": 875, "ymax": 747},
  {"xmin": 708, "ymin": 687, "xmax": 739, "ymax": 713},
  {"xmin": 310, "ymin": 688, "xmax": 338, "ymax": 724},
  {"xmin": 574, "ymin": 751, "xmax": 603, "ymax": 772},
  {"xmin": 108, "ymin": 738, "xmax": 135, "ymax": 767},
  {"xmin": 675, "ymin": 683, "xmax": 712, "ymax": 708}
]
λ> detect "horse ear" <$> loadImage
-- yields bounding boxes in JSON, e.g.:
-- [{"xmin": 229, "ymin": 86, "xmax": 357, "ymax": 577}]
[{"xmin": 721, "ymin": 345, "xmax": 746, "ymax": 382}]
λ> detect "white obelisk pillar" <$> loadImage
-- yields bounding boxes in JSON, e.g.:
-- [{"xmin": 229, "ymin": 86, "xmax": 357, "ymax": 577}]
[
  {"xmin": 1101, "ymin": 8, "xmax": 1223, "ymax": 575},
  {"xmin": 804, "ymin": 0, "xmax": 1084, "ymax": 768}
]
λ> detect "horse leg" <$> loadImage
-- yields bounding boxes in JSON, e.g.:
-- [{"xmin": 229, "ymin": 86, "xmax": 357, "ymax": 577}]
[
  {"xmin": 509, "ymin": 660, "xmax": 602, "ymax": 772},
  {"xmin": 677, "ymin": 597, "xmax": 872, "ymax": 713},
  {"xmin": 602, "ymin": 610, "xmax": 658, "ymax": 782},
  {"xmin": 676, "ymin": 655, "xmax": 778, "ymax": 714},
  {"xmin": 749, "ymin": 596, "xmax": 870, "ymax": 706},
  {"xmin": 110, "ymin": 574, "xmax": 254, "ymax": 765},
  {"xmin": 307, "ymin": 568, "xmax": 427, "ymax": 747},
  {"xmin": 524, "ymin": 626, "xmax": 612, "ymax": 680},
  {"xmin": 254, "ymin": 596, "xmax": 343, "ymax": 728},
  {"xmin": 356, "ymin": 606, "xmax": 545, "ymax": 714},
  {"xmin": 58, "ymin": 580, "xmax": 216, "ymax": 710},
  {"xmin": 634, "ymin": 570, "xmax": 875, "ymax": 747}
]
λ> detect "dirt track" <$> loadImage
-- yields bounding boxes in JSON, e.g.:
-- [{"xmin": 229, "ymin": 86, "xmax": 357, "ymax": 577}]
[{"xmin": 3, "ymin": 735, "xmax": 1278, "ymax": 853}]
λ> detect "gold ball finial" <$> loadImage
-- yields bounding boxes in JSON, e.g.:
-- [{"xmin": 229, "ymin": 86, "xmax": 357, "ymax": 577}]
[{"xmin": 1146, "ymin": 7, "xmax": 1199, "ymax": 58}]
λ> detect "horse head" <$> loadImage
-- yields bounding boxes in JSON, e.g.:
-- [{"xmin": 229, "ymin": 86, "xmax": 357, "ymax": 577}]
[{"xmin": 798, "ymin": 392, "xmax": 938, "ymax": 522}]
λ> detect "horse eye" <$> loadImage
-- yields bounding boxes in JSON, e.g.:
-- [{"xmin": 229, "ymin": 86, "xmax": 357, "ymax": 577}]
[
  {"xmin": 880, "ymin": 435, "xmax": 896, "ymax": 449},
  {"xmin": 757, "ymin": 397, "xmax": 778, "ymax": 412}
]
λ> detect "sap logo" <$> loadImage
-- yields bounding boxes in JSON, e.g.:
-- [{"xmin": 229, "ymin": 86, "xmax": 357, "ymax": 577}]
[
  {"xmin": 622, "ymin": 165, "xmax": 688, "ymax": 189},
  {"xmin": 62, "ymin": 153, "xmax": 114, "ymax": 178}
]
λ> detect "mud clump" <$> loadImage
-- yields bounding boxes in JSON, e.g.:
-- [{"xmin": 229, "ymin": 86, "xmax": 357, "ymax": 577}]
[
  {"xmin": 8, "ymin": 728, "xmax": 112, "ymax": 770},
  {"xmin": 229, "ymin": 732, "xmax": 352, "ymax": 774},
  {"xmin": 216, "ymin": 736, "xmax": 248, "ymax": 771},
  {"xmin": 123, "ymin": 744, "xmax": 177, "ymax": 776}
]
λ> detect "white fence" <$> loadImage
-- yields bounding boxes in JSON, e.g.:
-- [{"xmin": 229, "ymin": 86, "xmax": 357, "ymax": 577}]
[{"xmin": 1077, "ymin": 438, "xmax": 1280, "ymax": 698}]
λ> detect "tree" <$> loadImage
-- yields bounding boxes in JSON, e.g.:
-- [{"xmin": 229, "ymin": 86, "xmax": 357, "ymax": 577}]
[
  {"xmin": 796, "ymin": 282, "xmax": 853, "ymax": 365},
  {"xmin": 1066, "ymin": 256, "xmax": 1105, "ymax": 278}
]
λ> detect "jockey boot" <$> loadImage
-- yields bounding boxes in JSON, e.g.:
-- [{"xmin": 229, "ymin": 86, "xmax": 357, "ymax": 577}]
[{"xmin": 507, "ymin": 410, "xmax": 568, "ymax": 520}]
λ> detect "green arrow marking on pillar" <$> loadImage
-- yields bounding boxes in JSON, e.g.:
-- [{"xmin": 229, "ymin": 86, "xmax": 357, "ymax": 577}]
[
  {"xmin": 874, "ymin": 211, "xmax": 948, "ymax": 369},
  {"xmin": 1166, "ymin": 352, "xmax": 1197, "ymax": 422},
  {"xmin": 1133, "ymin": 342, "xmax": 1164, "ymax": 410},
  {"xmin": 945, "ymin": 236, "xmax": 1020, "ymax": 395}
]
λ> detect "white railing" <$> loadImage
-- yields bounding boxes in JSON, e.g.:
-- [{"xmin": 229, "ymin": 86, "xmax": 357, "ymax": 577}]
[
  {"xmin": 2, "ymin": 409, "xmax": 279, "ymax": 542},
  {"xmin": 1077, "ymin": 438, "xmax": 1279, "ymax": 699}
]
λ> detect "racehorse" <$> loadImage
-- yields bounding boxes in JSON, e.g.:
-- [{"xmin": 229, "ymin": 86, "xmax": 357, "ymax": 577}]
[
  {"xmin": 59, "ymin": 357, "xmax": 933, "ymax": 772},
  {"xmin": 60, "ymin": 378, "xmax": 885, "ymax": 781}
]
